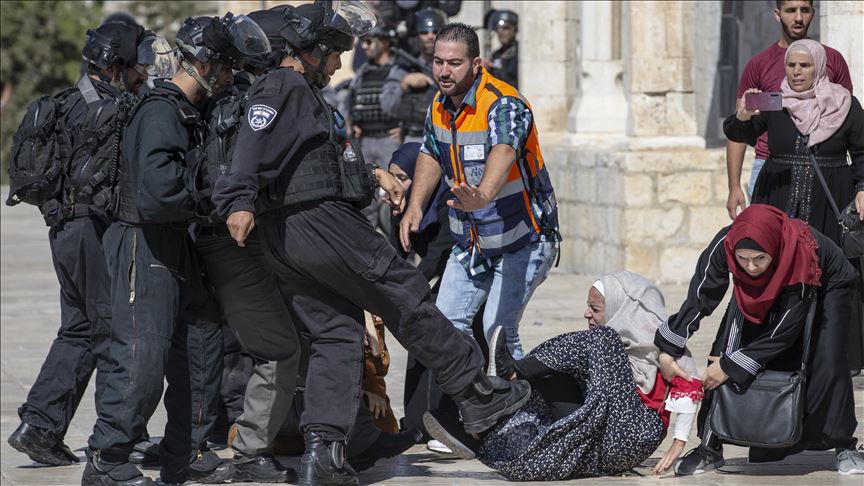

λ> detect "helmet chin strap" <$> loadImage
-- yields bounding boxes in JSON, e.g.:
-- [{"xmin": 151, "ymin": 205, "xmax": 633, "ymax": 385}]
[
  {"xmin": 179, "ymin": 56, "xmax": 214, "ymax": 97},
  {"xmin": 299, "ymin": 44, "xmax": 332, "ymax": 88}
]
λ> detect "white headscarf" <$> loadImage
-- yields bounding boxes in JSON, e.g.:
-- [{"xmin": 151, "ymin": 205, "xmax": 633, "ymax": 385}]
[{"xmin": 596, "ymin": 271, "xmax": 698, "ymax": 393}]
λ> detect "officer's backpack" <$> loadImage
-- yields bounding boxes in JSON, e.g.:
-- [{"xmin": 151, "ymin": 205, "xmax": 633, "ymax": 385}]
[
  {"xmin": 5, "ymin": 88, "xmax": 76, "ymax": 208},
  {"xmin": 66, "ymin": 91, "xmax": 138, "ymax": 216}
]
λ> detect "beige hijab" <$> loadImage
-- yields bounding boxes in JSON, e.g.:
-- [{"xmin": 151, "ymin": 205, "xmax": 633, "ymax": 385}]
[
  {"xmin": 781, "ymin": 39, "xmax": 852, "ymax": 147},
  {"xmin": 594, "ymin": 271, "xmax": 698, "ymax": 393}
]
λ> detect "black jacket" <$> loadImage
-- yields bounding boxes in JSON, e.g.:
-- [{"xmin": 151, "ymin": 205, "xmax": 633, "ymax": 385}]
[
  {"xmin": 654, "ymin": 224, "xmax": 857, "ymax": 387},
  {"xmin": 212, "ymin": 67, "xmax": 331, "ymax": 219},
  {"xmin": 122, "ymin": 80, "xmax": 202, "ymax": 224}
]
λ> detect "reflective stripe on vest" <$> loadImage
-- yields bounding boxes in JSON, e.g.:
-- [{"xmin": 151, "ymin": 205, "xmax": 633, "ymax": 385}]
[{"xmin": 429, "ymin": 69, "xmax": 556, "ymax": 257}]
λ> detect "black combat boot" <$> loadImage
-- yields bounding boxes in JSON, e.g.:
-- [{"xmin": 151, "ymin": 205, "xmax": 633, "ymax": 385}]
[
  {"xmin": 81, "ymin": 449, "xmax": 153, "ymax": 486},
  {"xmin": 452, "ymin": 371, "xmax": 531, "ymax": 434},
  {"xmin": 160, "ymin": 449, "xmax": 234, "ymax": 484},
  {"xmin": 127, "ymin": 436, "xmax": 160, "ymax": 467},
  {"xmin": 232, "ymin": 452, "xmax": 298, "ymax": 483},
  {"xmin": 8, "ymin": 421, "xmax": 79, "ymax": 466},
  {"xmin": 298, "ymin": 431, "xmax": 358, "ymax": 486}
]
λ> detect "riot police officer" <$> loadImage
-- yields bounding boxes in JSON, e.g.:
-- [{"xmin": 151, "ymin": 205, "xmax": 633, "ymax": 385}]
[
  {"xmin": 212, "ymin": 2, "xmax": 530, "ymax": 485},
  {"xmin": 483, "ymin": 9, "xmax": 519, "ymax": 88},
  {"xmin": 349, "ymin": 23, "xmax": 400, "ymax": 169},
  {"xmin": 381, "ymin": 7, "xmax": 445, "ymax": 144},
  {"xmin": 7, "ymin": 21, "xmax": 150, "ymax": 468},
  {"xmin": 82, "ymin": 14, "xmax": 270, "ymax": 486}
]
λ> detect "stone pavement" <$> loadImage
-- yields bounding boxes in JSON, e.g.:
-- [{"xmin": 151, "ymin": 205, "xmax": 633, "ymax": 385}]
[{"xmin": 1, "ymin": 189, "xmax": 862, "ymax": 485}]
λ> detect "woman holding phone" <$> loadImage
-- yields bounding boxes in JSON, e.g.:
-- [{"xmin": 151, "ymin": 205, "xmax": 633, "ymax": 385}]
[{"xmin": 723, "ymin": 39, "xmax": 864, "ymax": 246}]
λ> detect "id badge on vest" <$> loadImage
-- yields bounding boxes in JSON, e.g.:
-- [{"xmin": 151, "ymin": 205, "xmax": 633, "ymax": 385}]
[{"xmin": 462, "ymin": 144, "xmax": 486, "ymax": 186}]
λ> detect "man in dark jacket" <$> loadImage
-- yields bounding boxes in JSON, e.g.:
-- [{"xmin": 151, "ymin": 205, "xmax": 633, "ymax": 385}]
[{"xmin": 82, "ymin": 14, "xmax": 270, "ymax": 486}]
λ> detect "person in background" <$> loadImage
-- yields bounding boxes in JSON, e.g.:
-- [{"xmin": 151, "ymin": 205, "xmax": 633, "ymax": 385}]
[{"xmin": 482, "ymin": 9, "xmax": 519, "ymax": 89}]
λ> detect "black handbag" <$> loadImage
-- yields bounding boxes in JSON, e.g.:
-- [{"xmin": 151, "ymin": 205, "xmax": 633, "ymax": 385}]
[
  {"xmin": 808, "ymin": 151, "xmax": 864, "ymax": 258},
  {"xmin": 709, "ymin": 297, "xmax": 817, "ymax": 448}
]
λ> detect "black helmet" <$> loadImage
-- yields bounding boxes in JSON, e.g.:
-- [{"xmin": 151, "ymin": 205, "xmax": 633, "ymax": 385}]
[
  {"xmin": 175, "ymin": 13, "xmax": 271, "ymax": 70},
  {"xmin": 101, "ymin": 11, "xmax": 141, "ymax": 28},
  {"xmin": 484, "ymin": 9, "xmax": 518, "ymax": 31},
  {"xmin": 246, "ymin": 8, "xmax": 293, "ymax": 70},
  {"xmin": 266, "ymin": 1, "xmax": 376, "ymax": 87},
  {"xmin": 362, "ymin": 23, "xmax": 397, "ymax": 41},
  {"xmin": 175, "ymin": 13, "xmax": 271, "ymax": 95},
  {"xmin": 82, "ymin": 22, "xmax": 145, "ymax": 71},
  {"xmin": 414, "ymin": 7, "xmax": 446, "ymax": 34}
]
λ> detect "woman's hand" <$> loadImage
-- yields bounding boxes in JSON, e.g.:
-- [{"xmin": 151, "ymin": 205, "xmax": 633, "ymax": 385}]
[
  {"xmin": 362, "ymin": 390, "xmax": 389, "ymax": 420},
  {"xmin": 737, "ymin": 88, "xmax": 762, "ymax": 122},
  {"xmin": 855, "ymin": 190, "xmax": 864, "ymax": 222},
  {"xmin": 702, "ymin": 356, "xmax": 729, "ymax": 390},
  {"xmin": 658, "ymin": 352, "xmax": 691, "ymax": 383},
  {"xmin": 653, "ymin": 439, "xmax": 686, "ymax": 475}
]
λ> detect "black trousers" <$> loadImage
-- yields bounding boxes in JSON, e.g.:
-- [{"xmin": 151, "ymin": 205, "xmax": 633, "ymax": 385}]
[
  {"xmin": 88, "ymin": 224, "xmax": 222, "ymax": 468},
  {"xmin": 19, "ymin": 217, "xmax": 112, "ymax": 438},
  {"xmin": 258, "ymin": 200, "xmax": 484, "ymax": 441},
  {"xmin": 699, "ymin": 285, "xmax": 858, "ymax": 458}
]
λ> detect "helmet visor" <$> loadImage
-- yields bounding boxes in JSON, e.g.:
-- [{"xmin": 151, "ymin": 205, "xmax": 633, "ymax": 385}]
[
  {"xmin": 328, "ymin": 0, "xmax": 377, "ymax": 38},
  {"xmin": 226, "ymin": 14, "xmax": 272, "ymax": 57}
]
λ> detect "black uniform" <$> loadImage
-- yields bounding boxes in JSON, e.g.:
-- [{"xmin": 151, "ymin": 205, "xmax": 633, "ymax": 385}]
[
  {"xmin": 88, "ymin": 80, "xmax": 222, "ymax": 474},
  {"xmin": 16, "ymin": 78, "xmax": 116, "ymax": 447},
  {"xmin": 212, "ymin": 67, "xmax": 485, "ymax": 441},
  {"xmin": 489, "ymin": 41, "xmax": 518, "ymax": 89},
  {"xmin": 655, "ymin": 225, "xmax": 859, "ymax": 460}
]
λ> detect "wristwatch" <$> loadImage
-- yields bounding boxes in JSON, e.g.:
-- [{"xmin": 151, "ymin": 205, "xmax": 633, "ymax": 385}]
[{"xmin": 368, "ymin": 165, "xmax": 379, "ymax": 187}]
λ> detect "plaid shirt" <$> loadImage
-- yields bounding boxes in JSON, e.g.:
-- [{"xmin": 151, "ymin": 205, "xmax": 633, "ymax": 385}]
[{"xmin": 420, "ymin": 73, "xmax": 533, "ymax": 162}]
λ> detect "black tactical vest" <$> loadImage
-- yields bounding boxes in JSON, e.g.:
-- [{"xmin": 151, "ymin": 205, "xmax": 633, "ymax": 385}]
[
  {"xmin": 350, "ymin": 62, "xmax": 396, "ymax": 136},
  {"xmin": 113, "ymin": 86, "xmax": 207, "ymax": 224},
  {"xmin": 396, "ymin": 83, "xmax": 437, "ymax": 137},
  {"xmin": 261, "ymin": 88, "xmax": 374, "ymax": 213}
]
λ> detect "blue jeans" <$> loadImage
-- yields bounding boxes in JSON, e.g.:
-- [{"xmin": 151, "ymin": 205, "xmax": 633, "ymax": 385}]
[
  {"xmin": 747, "ymin": 158, "xmax": 765, "ymax": 200},
  {"xmin": 436, "ymin": 240, "xmax": 558, "ymax": 359}
]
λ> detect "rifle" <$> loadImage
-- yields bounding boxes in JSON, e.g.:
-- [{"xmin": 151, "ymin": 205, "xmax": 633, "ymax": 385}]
[{"xmin": 392, "ymin": 48, "xmax": 433, "ymax": 78}]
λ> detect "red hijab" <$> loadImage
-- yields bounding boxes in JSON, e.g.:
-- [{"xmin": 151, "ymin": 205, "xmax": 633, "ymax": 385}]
[{"xmin": 723, "ymin": 205, "xmax": 822, "ymax": 323}]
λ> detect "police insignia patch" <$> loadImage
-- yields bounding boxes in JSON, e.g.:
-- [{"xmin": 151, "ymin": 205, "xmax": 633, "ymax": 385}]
[{"xmin": 248, "ymin": 104, "xmax": 277, "ymax": 131}]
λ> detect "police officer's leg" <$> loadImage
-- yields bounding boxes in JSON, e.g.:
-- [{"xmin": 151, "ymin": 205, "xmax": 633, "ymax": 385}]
[
  {"xmin": 196, "ymin": 230, "xmax": 300, "ymax": 480},
  {"xmin": 86, "ymin": 225, "xmax": 180, "ymax": 484},
  {"xmin": 12, "ymin": 220, "xmax": 96, "ymax": 465},
  {"xmin": 158, "ymin": 238, "xmax": 229, "ymax": 483},
  {"xmin": 262, "ymin": 202, "xmax": 524, "ymax": 434}
]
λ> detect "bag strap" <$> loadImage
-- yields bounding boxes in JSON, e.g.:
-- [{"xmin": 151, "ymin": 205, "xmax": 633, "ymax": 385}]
[
  {"xmin": 807, "ymin": 147, "xmax": 849, "ymax": 234},
  {"xmin": 798, "ymin": 287, "xmax": 818, "ymax": 380}
]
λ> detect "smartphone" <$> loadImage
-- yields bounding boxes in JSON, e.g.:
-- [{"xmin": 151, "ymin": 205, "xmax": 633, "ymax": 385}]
[{"xmin": 745, "ymin": 92, "xmax": 783, "ymax": 112}]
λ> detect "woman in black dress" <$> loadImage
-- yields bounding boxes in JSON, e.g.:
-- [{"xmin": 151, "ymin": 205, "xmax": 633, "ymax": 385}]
[
  {"xmin": 723, "ymin": 39, "xmax": 864, "ymax": 245},
  {"xmin": 656, "ymin": 204, "xmax": 863, "ymax": 476}
]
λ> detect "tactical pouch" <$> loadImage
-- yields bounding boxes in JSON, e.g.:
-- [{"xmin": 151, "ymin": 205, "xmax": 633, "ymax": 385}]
[{"xmin": 338, "ymin": 140, "xmax": 374, "ymax": 209}]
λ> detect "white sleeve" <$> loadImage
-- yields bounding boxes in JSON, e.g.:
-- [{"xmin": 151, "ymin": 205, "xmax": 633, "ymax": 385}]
[{"xmin": 672, "ymin": 412, "xmax": 696, "ymax": 442}]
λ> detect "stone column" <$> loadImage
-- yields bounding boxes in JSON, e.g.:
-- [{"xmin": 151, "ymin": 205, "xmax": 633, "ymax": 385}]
[
  {"xmin": 821, "ymin": 1, "xmax": 864, "ymax": 95},
  {"xmin": 567, "ymin": 0, "xmax": 628, "ymax": 139}
]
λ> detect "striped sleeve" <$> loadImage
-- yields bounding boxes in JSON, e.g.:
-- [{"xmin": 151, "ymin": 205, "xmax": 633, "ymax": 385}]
[
  {"xmin": 419, "ymin": 105, "xmax": 440, "ymax": 160},
  {"xmin": 655, "ymin": 227, "xmax": 731, "ymax": 357},
  {"xmin": 487, "ymin": 96, "xmax": 531, "ymax": 153}
]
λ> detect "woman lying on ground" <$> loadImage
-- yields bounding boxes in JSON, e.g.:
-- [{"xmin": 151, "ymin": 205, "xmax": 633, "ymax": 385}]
[
  {"xmin": 424, "ymin": 271, "xmax": 704, "ymax": 480},
  {"xmin": 654, "ymin": 204, "xmax": 863, "ymax": 476}
]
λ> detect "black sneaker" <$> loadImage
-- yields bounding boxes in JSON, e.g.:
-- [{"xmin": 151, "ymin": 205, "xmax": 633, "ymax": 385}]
[
  {"xmin": 232, "ymin": 453, "xmax": 298, "ymax": 483},
  {"xmin": 298, "ymin": 432, "xmax": 358, "ymax": 486},
  {"xmin": 674, "ymin": 445, "xmax": 725, "ymax": 476},
  {"xmin": 7, "ymin": 422, "xmax": 79, "ymax": 466},
  {"xmin": 487, "ymin": 326, "xmax": 516, "ymax": 380},
  {"xmin": 453, "ymin": 373, "xmax": 531, "ymax": 434},
  {"xmin": 348, "ymin": 428, "xmax": 422, "ymax": 472},
  {"xmin": 422, "ymin": 410, "xmax": 481, "ymax": 460},
  {"xmin": 160, "ymin": 451, "xmax": 234, "ymax": 484},
  {"xmin": 82, "ymin": 451, "xmax": 152, "ymax": 486}
]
